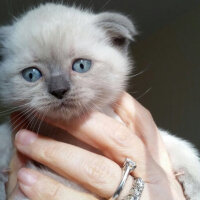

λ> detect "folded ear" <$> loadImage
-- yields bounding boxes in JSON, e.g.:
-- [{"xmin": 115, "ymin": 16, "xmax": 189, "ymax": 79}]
[{"xmin": 96, "ymin": 12, "xmax": 137, "ymax": 51}]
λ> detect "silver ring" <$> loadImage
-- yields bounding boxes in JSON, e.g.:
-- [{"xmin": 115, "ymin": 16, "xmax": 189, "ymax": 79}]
[
  {"xmin": 111, "ymin": 158, "xmax": 136, "ymax": 200},
  {"xmin": 122, "ymin": 177, "xmax": 144, "ymax": 200}
]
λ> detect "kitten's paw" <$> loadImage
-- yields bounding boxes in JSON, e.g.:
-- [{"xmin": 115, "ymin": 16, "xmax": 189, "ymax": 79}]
[{"xmin": 161, "ymin": 130, "xmax": 200, "ymax": 200}]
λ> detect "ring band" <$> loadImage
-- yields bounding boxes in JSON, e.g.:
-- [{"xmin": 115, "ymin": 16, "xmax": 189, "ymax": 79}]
[
  {"xmin": 111, "ymin": 158, "xmax": 136, "ymax": 200},
  {"xmin": 122, "ymin": 177, "xmax": 144, "ymax": 200}
]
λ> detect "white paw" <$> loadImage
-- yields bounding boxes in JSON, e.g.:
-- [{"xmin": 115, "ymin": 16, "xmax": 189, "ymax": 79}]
[{"xmin": 161, "ymin": 130, "xmax": 200, "ymax": 200}]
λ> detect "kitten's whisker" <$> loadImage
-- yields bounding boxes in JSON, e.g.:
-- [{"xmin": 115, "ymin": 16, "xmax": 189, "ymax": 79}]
[
  {"xmin": 99, "ymin": 0, "xmax": 112, "ymax": 11},
  {"xmin": 136, "ymin": 87, "xmax": 152, "ymax": 100},
  {"xmin": 27, "ymin": 105, "xmax": 49, "ymax": 133},
  {"xmin": 87, "ymin": 0, "xmax": 94, "ymax": 9},
  {"xmin": 26, "ymin": 111, "xmax": 39, "ymax": 132},
  {"xmin": 10, "ymin": 108, "xmax": 35, "ymax": 129},
  {"xmin": 10, "ymin": 109, "xmax": 35, "ymax": 133},
  {"xmin": 36, "ymin": 109, "xmax": 48, "ymax": 135},
  {"xmin": 23, "ymin": 113, "xmax": 36, "ymax": 131},
  {"xmin": 0, "ymin": 103, "xmax": 30, "ymax": 115},
  {"xmin": 10, "ymin": 107, "xmax": 35, "ymax": 128},
  {"xmin": 30, "ymin": 110, "xmax": 43, "ymax": 133},
  {"xmin": 128, "ymin": 66, "xmax": 150, "ymax": 79},
  {"xmin": 8, "ymin": 109, "xmax": 29, "ymax": 125},
  {"xmin": 9, "ymin": 107, "xmax": 32, "ymax": 128},
  {"xmin": 0, "ymin": 106, "xmax": 31, "ymax": 118}
]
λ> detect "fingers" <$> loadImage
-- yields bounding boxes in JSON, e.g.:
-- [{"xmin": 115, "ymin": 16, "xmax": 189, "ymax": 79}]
[
  {"xmin": 45, "ymin": 110, "xmax": 159, "ymax": 181},
  {"xmin": 49, "ymin": 112, "xmax": 155, "ymax": 178},
  {"xmin": 47, "ymin": 92, "xmax": 170, "ymax": 173},
  {"xmin": 113, "ymin": 93, "xmax": 172, "ymax": 171},
  {"xmin": 17, "ymin": 168, "xmax": 98, "ymax": 200},
  {"xmin": 113, "ymin": 92, "xmax": 159, "ymax": 147},
  {"xmin": 15, "ymin": 130, "xmax": 124, "ymax": 198}
]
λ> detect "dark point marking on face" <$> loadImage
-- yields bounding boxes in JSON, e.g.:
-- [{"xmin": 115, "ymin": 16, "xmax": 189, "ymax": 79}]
[{"xmin": 48, "ymin": 75, "xmax": 70, "ymax": 99}]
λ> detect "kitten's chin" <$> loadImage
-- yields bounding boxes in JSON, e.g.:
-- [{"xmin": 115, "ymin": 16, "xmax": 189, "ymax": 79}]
[{"xmin": 44, "ymin": 104, "xmax": 91, "ymax": 122}]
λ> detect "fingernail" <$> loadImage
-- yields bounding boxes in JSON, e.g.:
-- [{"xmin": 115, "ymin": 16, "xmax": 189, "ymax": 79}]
[
  {"xmin": 15, "ymin": 130, "xmax": 37, "ymax": 145},
  {"xmin": 18, "ymin": 168, "xmax": 37, "ymax": 186}
]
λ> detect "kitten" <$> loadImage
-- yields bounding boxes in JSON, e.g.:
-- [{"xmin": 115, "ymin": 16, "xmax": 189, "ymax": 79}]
[{"xmin": 0, "ymin": 3, "xmax": 199, "ymax": 200}]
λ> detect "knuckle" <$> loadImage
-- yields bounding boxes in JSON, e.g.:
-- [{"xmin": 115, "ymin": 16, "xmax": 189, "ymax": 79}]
[
  {"xmin": 41, "ymin": 144, "xmax": 55, "ymax": 161},
  {"xmin": 84, "ymin": 157, "xmax": 115, "ymax": 186},
  {"xmin": 111, "ymin": 123, "xmax": 132, "ymax": 148},
  {"xmin": 40, "ymin": 142, "xmax": 77, "ymax": 168},
  {"xmin": 126, "ymin": 92, "xmax": 134, "ymax": 103},
  {"xmin": 126, "ymin": 94, "xmax": 137, "ymax": 112},
  {"xmin": 50, "ymin": 183, "xmax": 63, "ymax": 199},
  {"xmin": 41, "ymin": 142, "xmax": 63, "ymax": 162},
  {"xmin": 145, "ymin": 108, "xmax": 152, "ymax": 119}
]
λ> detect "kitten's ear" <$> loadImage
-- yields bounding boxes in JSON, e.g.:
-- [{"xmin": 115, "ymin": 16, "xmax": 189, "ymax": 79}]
[{"xmin": 96, "ymin": 12, "xmax": 137, "ymax": 51}]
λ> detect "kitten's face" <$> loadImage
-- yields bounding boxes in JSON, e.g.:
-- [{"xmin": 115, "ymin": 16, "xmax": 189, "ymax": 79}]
[{"xmin": 0, "ymin": 4, "xmax": 135, "ymax": 119}]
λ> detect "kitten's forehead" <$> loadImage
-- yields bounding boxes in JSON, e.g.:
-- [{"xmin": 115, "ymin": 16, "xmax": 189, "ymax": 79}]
[
  {"xmin": 16, "ymin": 4, "xmax": 95, "ymax": 34},
  {"xmin": 11, "ymin": 4, "xmax": 104, "ymax": 59}
]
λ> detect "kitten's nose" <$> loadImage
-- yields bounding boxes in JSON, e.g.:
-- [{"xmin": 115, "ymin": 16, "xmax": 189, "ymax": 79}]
[
  {"xmin": 50, "ymin": 89, "xmax": 68, "ymax": 99},
  {"xmin": 48, "ymin": 75, "xmax": 70, "ymax": 99}
]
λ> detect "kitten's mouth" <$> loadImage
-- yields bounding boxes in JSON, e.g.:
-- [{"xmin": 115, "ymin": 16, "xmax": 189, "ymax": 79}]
[
  {"xmin": 56, "ymin": 101, "xmax": 78, "ymax": 110},
  {"xmin": 48, "ymin": 101, "xmax": 80, "ymax": 115}
]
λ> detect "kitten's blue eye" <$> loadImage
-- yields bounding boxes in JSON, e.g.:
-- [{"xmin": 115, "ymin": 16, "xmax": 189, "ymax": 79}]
[
  {"xmin": 72, "ymin": 59, "xmax": 92, "ymax": 73},
  {"xmin": 22, "ymin": 67, "xmax": 42, "ymax": 82}
]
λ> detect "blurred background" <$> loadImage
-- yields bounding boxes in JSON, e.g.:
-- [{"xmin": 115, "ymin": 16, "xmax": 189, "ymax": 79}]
[{"xmin": 0, "ymin": 0, "xmax": 199, "ymax": 149}]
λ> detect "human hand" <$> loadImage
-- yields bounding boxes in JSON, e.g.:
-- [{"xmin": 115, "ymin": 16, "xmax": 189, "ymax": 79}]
[{"xmin": 14, "ymin": 92, "xmax": 186, "ymax": 200}]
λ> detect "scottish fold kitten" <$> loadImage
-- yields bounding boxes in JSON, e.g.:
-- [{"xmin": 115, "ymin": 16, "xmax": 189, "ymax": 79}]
[{"xmin": 0, "ymin": 3, "xmax": 199, "ymax": 200}]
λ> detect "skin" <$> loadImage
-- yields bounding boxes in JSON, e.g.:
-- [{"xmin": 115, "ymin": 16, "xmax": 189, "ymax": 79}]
[{"xmin": 14, "ymin": 92, "xmax": 186, "ymax": 200}]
